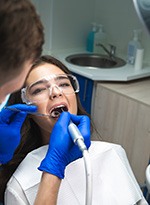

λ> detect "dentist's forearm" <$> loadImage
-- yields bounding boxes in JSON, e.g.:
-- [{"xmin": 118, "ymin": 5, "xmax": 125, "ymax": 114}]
[{"xmin": 34, "ymin": 172, "xmax": 61, "ymax": 205}]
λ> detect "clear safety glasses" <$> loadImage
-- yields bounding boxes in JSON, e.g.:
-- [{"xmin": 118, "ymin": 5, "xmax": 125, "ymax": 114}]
[{"xmin": 21, "ymin": 74, "xmax": 79, "ymax": 104}]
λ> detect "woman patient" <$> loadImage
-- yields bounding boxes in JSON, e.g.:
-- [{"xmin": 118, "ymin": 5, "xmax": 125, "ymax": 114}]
[{"xmin": 1, "ymin": 55, "xmax": 148, "ymax": 204}]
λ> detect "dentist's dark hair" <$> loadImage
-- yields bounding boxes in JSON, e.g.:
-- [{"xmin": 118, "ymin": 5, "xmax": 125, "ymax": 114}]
[
  {"xmin": 0, "ymin": 55, "xmax": 91, "ymax": 202},
  {"xmin": 0, "ymin": 0, "xmax": 44, "ymax": 86}
]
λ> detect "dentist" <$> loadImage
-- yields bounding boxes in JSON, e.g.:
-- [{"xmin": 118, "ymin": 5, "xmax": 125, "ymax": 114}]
[{"xmin": 0, "ymin": 1, "xmax": 91, "ymax": 205}]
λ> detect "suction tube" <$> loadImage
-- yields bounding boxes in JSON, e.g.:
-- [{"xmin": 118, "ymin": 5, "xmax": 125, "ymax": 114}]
[{"xmin": 68, "ymin": 121, "xmax": 93, "ymax": 205}]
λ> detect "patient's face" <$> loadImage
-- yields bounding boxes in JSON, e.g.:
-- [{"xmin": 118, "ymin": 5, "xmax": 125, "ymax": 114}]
[{"xmin": 25, "ymin": 63, "xmax": 78, "ymax": 143}]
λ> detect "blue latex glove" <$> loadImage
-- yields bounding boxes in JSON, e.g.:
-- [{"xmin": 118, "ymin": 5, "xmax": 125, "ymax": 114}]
[
  {"xmin": 0, "ymin": 104, "xmax": 37, "ymax": 164},
  {"xmin": 38, "ymin": 112, "xmax": 91, "ymax": 179}
]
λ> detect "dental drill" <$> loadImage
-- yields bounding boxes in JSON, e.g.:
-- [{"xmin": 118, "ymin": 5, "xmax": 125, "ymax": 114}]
[{"xmin": 68, "ymin": 121, "xmax": 93, "ymax": 205}]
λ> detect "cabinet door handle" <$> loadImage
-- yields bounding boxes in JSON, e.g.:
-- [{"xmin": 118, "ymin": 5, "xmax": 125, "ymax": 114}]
[{"xmin": 83, "ymin": 79, "xmax": 88, "ymax": 101}]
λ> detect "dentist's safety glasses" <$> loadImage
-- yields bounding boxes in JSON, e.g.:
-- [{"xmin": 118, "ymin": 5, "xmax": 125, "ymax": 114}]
[{"xmin": 21, "ymin": 74, "xmax": 79, "ymax": 105}]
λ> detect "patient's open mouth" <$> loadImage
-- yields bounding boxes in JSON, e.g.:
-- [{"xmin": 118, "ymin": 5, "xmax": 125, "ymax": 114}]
[{"xmin": 50, "ymin": 105, "xmax": 68, "ymax": 118}]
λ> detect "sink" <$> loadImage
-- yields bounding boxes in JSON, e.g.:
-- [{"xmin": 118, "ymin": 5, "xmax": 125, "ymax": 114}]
[{"xmin": 65, "ymin": 53, "xmax": 126, "ymax": 69}]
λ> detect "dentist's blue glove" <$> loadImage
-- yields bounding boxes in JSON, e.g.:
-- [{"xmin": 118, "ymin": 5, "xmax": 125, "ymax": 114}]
[
  {"xmin": 0, "ymin": 104, "xmax": 37, "ymax": 164},
  {"xmin": 38, "ymin": 112, "xmax": 91, "ymax": 179}
]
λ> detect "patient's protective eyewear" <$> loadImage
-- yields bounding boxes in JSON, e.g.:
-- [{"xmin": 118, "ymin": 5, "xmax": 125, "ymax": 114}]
[{"xmin": 21, "ymin": 74, "xmax": 79, "ymax": 104}]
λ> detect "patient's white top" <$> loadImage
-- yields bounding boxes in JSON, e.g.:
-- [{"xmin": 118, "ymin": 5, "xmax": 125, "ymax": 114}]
[{"xmin": 5, "ymin": 141, "xmax": 148, "ymax": 205}]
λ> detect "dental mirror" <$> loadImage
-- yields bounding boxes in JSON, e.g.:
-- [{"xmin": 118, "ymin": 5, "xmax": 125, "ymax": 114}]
[{"xmin": 133, "ymin": 0, "xmax": 150, "ymax": 34}]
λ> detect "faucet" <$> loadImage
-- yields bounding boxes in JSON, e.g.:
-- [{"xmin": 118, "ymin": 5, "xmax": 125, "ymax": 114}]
[{"xmin": 96, "ymin": 43, "xmax": 116, "ymax": 59}]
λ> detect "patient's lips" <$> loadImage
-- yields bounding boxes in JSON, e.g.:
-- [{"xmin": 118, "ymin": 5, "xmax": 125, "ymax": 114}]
[{"xmin": 50, "ymin": 104, "xmax": 68, "ymax": 118}]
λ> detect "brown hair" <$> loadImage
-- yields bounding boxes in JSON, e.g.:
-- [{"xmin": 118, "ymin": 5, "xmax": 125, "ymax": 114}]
[
  {"xmin": 0, "ymin": 55, "xmax": 91, "ymax": 202},
  {"xmin": 0, "ymin": 0, "xmax": 44, "ymax": 83}
]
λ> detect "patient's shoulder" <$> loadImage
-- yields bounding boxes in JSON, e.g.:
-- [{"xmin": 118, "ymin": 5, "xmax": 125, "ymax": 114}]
[
  {"xmin": 89, "ymin": 141, "xmax": 125, "ymax": 158},
  {"xmin": 90, "ymin": 140, "xmax": 123, "ymax": 151}
]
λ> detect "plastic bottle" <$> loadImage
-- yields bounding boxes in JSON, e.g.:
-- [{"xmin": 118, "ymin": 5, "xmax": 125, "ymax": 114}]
[
  {"xmin": 127, "ymin": 29, "xmax": 143, "ymax": 65},
  {"xmin": 86, "ymin": 23, "xmax": 97, "ymax": 52},
  {"xmin": 93, "ymin": 24, "xmax": 107, "ymax": 54},
  {"xmin": 134, "ymin": 48, "xmax": 144, "ymax": 70}
]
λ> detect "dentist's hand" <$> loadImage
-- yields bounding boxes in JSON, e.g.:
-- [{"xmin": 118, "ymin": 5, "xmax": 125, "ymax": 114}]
[
  {"xmin": 38, "ymin": 112, "xmax": 91, "ymax": 179},
  {"xmin": 0, "ymin": 104, "xmax": 37, "ymax": 164}
]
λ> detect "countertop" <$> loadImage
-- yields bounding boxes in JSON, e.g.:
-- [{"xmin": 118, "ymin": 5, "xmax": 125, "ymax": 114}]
[
  {"xmin": 97, "ymin": 77, "xmax": 150, "ymax": 107},
  {"xmin": 54, "ymin": 48, "xmax": 150, "ymax": 82}
]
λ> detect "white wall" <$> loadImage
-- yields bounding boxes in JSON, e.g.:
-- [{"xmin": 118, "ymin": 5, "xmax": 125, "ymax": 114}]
[
  {"xmin": 32, "ymin": 0, "xmax": 95, "ymax": 53},
  {"xmin": 51, "ymin": 0, "xmax": 95, "ymax": 52},
  {"xmin": 31, "ymin": 0, "xmax": 53, "ymax": 53}
]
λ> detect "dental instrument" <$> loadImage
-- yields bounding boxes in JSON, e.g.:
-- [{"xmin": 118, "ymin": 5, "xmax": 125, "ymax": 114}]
[
  {"xmin": 4, "ymin": 106, "xmax": 49, "ymax": 117},
  {"xmin": 68, "ymin": 121, "xmax": 93, "ymax": 205}
]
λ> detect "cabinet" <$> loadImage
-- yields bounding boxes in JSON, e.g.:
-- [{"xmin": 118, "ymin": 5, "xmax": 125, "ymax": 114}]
[
  {"xmin": 72, "ymin": 73, "xmax": 93, "ymax": 114},
  {"xmin": 92, "ymin": 78, "xmax": 150, "ymax": 185}
]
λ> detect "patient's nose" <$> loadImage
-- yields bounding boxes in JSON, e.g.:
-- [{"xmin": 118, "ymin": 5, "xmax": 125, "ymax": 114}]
[{"xmin": 49, "ymin": 85, "xmax": 63, "ymax": 100}]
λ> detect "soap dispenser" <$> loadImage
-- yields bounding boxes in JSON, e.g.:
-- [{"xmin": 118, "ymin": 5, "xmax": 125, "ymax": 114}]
[
  {"xmin": 127, "ymin": 29, "xmax": 143, "ymax": 65},
  {"xmin": 86, "ymin": 22, "xmax": 97, "ymax": 52},
  {"xmin": 93, "ymin": 24, "xmax": 107, "ymax": 54}
]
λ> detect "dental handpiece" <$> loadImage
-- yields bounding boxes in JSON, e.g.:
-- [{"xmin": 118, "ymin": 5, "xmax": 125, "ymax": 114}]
[
  {"xmin": 68, "ymin": 120, "xmax": 87, "ymax": 152},
  {"xmin": 68, "ymin": 120, "xmax": 92, "ymax": 205}
]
